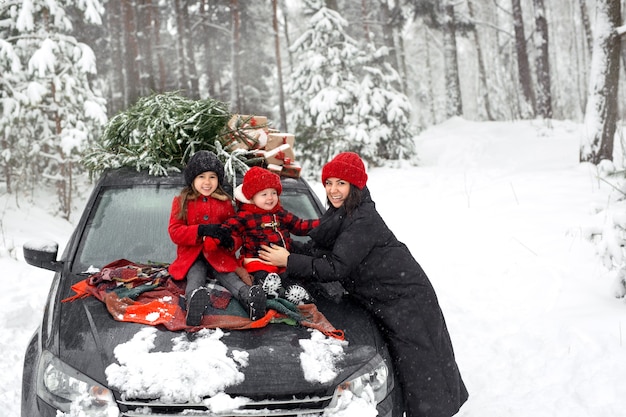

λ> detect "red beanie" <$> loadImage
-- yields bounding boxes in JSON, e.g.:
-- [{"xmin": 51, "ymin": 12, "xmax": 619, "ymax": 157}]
[
  {"xmin": 242, "ymin": 167, "xmax": 283, "ymax": 199},
  {"xmin": 321, "ymin": 152, "xmax": 368, "ymax": 189}
]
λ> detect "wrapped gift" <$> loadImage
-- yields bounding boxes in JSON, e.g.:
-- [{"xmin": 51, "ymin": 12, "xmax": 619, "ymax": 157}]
[
  {"xmin": 266, "ymin": 163, "xmax": 283, "ymax": 175},
  {"xmin": 280, "ymin": 162, "xmax": 301, "ymax": 178},
  {"xmin": 223, "ymin": 114, "xmax": 269, "ymax": 150},
  {"xmin": 228, "ymin": 114, "xmax": 268, "ymax": 130},
  {"xmin": 264, "ymin": 133, "xmax": 295, "ymax": 165}
]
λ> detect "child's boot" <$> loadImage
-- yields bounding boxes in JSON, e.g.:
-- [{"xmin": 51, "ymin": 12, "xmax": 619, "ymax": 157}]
[
  {"xmin": 186, "ymin": 287, "xmax": 209, "ymax": 326},
  {"xmin": 261, "ymin": 272, "xmax": 284, "ymax": 298},
  {"xmin": 285, "ymin": 284, "xmax": 314, "ymax": 305},
  {"xmin": 240, "ymin": 285, "xmax": 267, "ymax": 321}
]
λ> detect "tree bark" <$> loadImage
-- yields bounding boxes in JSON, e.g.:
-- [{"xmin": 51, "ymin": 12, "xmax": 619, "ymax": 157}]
[
  {"xmin": 174, "ymin": 0, "xmax": 189, "ymax": 93},
  {"xmin": 180, "ymin": 0, "xmax": 199, "ymax": 98},
  {"xmin": 511, "ymin": 0, "xmax": 536, "ymax": 118},
  {"xmin": 468, "ymin": 0, "xmax": 494, "ymax": 120},
  {"xmin": 281, "ymin": 0, "xmax": 294, "ymax": 72},
  {"xmin": 579, "ymin": 0, "xmax": 593, "ymax": 54},
  {"xmin": 137, "ymin": 0, "xmax": 156, "ymax": 95},
  {"xmin": 151, "ymin": 1, "xmax": 166, "ymax": 92},
  {"xmin": 361, "ymin": 0, "xmax": 371, "ymax": 43},
  {"xmin": 272, "ymin": 0, "xmax": 287, "ymax": 131},
  {"xmin": 533, "ymin": 0, "xmax": 552, "ymax": 118},
  {"xmin": 201, "ymin": 0, "xmax": 217, "ymax": 98},
  {"xmin": 230, "ymin": 0, "xmax": 242, "ymax": 111},
  {"xmin": 104, "ymin": 0, "xmax": 125, "ymax": 113},
  {"xmin": 122, "ymin": 0, "xmax": 141, "ymax": 106},
  {"xmin": 581, "ymin": 0, "xmax": 621, "ymax": 164},
  {"xmin": 379, "ymin": 0, "xmax": 399, "ymax": 72},
  {"xmin": 621, "ymin": 0, "xmax": 626, "ymax": 78},
  {"xmin": 442, "ymin": 3, "xmax": 463, "ymax": 118}
]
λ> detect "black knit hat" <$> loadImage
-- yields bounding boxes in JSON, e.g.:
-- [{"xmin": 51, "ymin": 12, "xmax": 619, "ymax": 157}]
[{"xmin": 183, "ymin": 150, "xmax": 225, "ymax": 186}]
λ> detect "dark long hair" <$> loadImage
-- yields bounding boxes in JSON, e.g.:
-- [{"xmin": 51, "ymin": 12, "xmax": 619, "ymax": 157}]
[
  {"xmin": 326, "ymin": 184, "xmax": 363, "ymax": 216},
  {"xmin": 176, "ymin": 184, "xmax": 231, "ymax": 221}
]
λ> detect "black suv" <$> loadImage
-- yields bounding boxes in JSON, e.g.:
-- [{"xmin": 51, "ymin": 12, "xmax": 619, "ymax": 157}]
[{"xmin": 22, "ymin": 167, "xmax": 402, "ymax": 417}]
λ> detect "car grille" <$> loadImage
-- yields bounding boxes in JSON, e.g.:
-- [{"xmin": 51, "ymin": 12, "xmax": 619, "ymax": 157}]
[{"xmin": 118, "ymin": 394, "xmax": 334, "ymax": 416}]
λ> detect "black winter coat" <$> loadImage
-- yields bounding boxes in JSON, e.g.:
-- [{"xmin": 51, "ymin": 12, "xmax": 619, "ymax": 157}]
[{"xmin": 287, "ymin": 187, "xmax": 468, "ymax": 417}]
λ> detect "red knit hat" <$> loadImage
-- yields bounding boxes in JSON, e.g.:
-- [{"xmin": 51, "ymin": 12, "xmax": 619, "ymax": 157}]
[
  {"xmin": 321, "ymin": 152, "xmax": 368, "ymax": 189},
  {"xmin": 242, "ymin": 167, "xmax": 283, "ymax": 200}
]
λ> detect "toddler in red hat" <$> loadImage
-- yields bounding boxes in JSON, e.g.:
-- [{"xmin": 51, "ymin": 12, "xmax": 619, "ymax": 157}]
[{"xmin": 224, "ymin": 167, "xmax": 319, "ymax": 304}]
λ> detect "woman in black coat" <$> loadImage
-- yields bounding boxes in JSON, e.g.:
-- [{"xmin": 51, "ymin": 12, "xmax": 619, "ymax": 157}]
[{"xmin": 259, "ymin": 152, "xmax": 468, "ymax": 417}]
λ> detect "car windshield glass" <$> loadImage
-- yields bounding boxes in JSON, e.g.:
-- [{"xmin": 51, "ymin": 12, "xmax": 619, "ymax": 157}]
[
  {"xmin": 280, "ymin": 190, "xmax": 320, "ymax": 219},
  {"xmin": 74, "ymin": 183, "xmax": 321, "ymax": 272},
  {"xmin": 75, "ymin": 186, "xmax": 179, "ymax": 272},
  {"xmin": 280, "ymin": 190, "xmax": 321, "ymax": 244}
]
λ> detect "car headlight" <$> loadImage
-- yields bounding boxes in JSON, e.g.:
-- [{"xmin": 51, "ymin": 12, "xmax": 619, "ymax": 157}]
[
  {"xmin": 329, "ymin": 353, "xmax": 394, "ymax": 407},
  {"xmin": 37, "ymin": 350, "xmax": 118, "ymax": 416}
]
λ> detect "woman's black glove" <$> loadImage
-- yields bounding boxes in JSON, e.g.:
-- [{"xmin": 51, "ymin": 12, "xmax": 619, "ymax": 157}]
[{"xmin": 198, "ymin": 224, "xmax": 234, "ymax": 249}]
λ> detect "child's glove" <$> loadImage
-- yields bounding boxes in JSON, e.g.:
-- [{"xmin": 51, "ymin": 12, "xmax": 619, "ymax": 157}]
[
  {"xmin": 198, "ymin": 224, "xmax": 221, "ymax": 237},
  {"xmin": 198, "ymin": 225, "xmax": 234, "ymax": 250},
  {"xmin": 203, "ymin": 237, "xmax": 219, "ymax": 252},
  {"xmin": 215, "ymin": 227, "xmax": 234, "ymax": 250}
]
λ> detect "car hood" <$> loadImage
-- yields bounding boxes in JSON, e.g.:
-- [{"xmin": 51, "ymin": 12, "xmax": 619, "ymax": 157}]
[{"xmin": 57, "ymin": 292, "xmax": 384, "ymax": 399}]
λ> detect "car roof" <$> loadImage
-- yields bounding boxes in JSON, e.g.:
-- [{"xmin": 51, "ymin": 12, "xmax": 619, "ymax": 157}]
[{"xmin": 96, "ymin": 167, "xmax": 313, "ymax": 191}]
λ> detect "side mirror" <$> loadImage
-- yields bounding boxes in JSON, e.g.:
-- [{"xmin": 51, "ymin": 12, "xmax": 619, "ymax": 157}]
[{"xmin": 23, "ymin": 240, "xmax": 63, "ymax": 272}]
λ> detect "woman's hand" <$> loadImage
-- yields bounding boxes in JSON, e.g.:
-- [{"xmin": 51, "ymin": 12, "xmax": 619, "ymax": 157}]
[{"xmin": 258, "ymin": 244, "xmax": 290, "ymax": 267}]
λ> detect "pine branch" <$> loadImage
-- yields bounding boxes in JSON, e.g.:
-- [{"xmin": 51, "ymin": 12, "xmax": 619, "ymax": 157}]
[{"xmin": 83, "ymin": 92, "xmax": 233, "ymax": 176}]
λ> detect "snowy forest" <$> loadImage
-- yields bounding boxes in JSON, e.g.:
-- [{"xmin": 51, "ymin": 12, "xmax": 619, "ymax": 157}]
[{"xmin": 1, "ymin": 0, "xmax": 626, "ymax": 220}]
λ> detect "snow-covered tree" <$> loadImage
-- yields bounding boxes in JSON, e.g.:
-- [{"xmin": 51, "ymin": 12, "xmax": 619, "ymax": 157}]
[
  {"xmin": 0, "ymin": 0, "xmax": 107, "ymax": 219},
  {"xmin": 286, "ymin": 3, "xmax": 415, "ymax": 174},
  {"xmin": 350, "ymin": 50, "xmax": 415, "ymax": 161},
  {"xmin": 580, "ymin": 0, "xmax": 621, "ymax": 165}
]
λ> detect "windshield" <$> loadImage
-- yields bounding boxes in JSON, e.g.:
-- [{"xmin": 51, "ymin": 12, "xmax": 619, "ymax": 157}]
[
  {"xmin": 75, "ymin": 186, "xmax": 179, "ymax": 272},
  {"xmin": 74, "ymin": 184, "xmax": 321, "ymax": 272}
]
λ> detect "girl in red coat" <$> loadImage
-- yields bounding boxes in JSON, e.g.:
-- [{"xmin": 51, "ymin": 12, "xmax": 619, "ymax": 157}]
[{"xmin": 168, "ymin": 150, "xmax": 267, "ymax": 326}]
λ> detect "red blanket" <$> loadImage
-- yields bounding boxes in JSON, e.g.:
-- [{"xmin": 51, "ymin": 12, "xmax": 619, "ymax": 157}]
[{"xmin": 63, "ymin": 259, "xmax": 344, "ymax": 340}]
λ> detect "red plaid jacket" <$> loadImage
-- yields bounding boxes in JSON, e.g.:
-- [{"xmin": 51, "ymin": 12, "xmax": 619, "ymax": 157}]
[{"xmin": 225, "ymin": 202, "xmax": 319, "ymax": 261}]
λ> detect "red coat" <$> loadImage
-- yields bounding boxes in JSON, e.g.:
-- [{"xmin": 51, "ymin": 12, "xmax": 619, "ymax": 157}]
[{"xmin": 167, "ymin": 194, "xmax": 239, "ymax": 280}]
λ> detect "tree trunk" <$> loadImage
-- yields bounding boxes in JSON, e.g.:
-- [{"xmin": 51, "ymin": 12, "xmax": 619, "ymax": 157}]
[
  {"xmin": 442, "ymin": 3, "xmax": 463, "ymax": 118},
  {"xmin": 361, "ymin": 0, "xmax": 370, "ymax": 43},
  {"xmin": 137, "ymin": 0, "xmax": 156, "ymax": 95},
  {"xmin": 581, "ymin": 0, "xmax": 621, "ymax": 164},
  {"xmin": 467, "ymin": 0, "xmax": 494, "ymax": 121},
  {"xmin": 422, "ymin": 24, "xmax": 436, "ymax": 124},
  {"xmin": 180, "ymin": 0, "xmax": 199, "ymax": 99},
  {"xmin": 281, "ymin": 0, "xmax": 294, "ymax": 72},
  {"xmin": 579, "ymin": 0, "xmax": 593, "ymax": 54},
  {"xmin": 122, "ymin": 0, "xmax": 141, "ymax": 107},
  {"xmin": 152, "ymin": 1, "xmax": 166, "ymax": 92},
  {"xmin": 391, "ymin": 1, "xmax": 407, "ymax": 93},
  {"xmin": 533, "ymin": 0, "xmax": 552, "ymax": 118},
  {"xmin": 621, "ymin": 0, "xmax": 626, "ymax": 78},
  {"xmin": 272, "ymin": 0, "xmax": 287, "ymax": 131},
  {"xmin": 230, "ymin": 0, "xmax": 242, "ymax": 111},
  {"xmin": 379, "ymin": 0, "xmax": 398, "ymax": 72},
  {"xmin": 105, "ymin": 0, "xmax": 125, "ymax": 113},
  {"xmin": 201, "ymin": 0, "xmax": 217, "ymax": 99},
  {"xmin": 511, "ymin": 0, "xmax": 536, "ymax": 118},
  {"xmin": 395, "ymin": 28, "xmax": 408, "ymax": 94},
  {"xmin": 174, "ymin": 0, "xmax": 189, "ymax": 93}
]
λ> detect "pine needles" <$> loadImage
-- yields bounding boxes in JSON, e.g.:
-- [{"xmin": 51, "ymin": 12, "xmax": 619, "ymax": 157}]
[{"xmin": 83, "ymin": 92, "xmax": 239, "ymax": 177}]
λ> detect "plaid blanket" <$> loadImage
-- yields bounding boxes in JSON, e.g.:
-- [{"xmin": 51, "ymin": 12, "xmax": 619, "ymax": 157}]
[{"xmin": 62, "ymin": 259, "xmax": 344, "ymax": 339}]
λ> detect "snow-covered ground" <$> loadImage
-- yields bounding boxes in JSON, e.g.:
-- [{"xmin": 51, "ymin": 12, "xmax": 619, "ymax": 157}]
[{"xmin": 1, "ymin": 118, "xmax": 625, "ymax": 416}]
